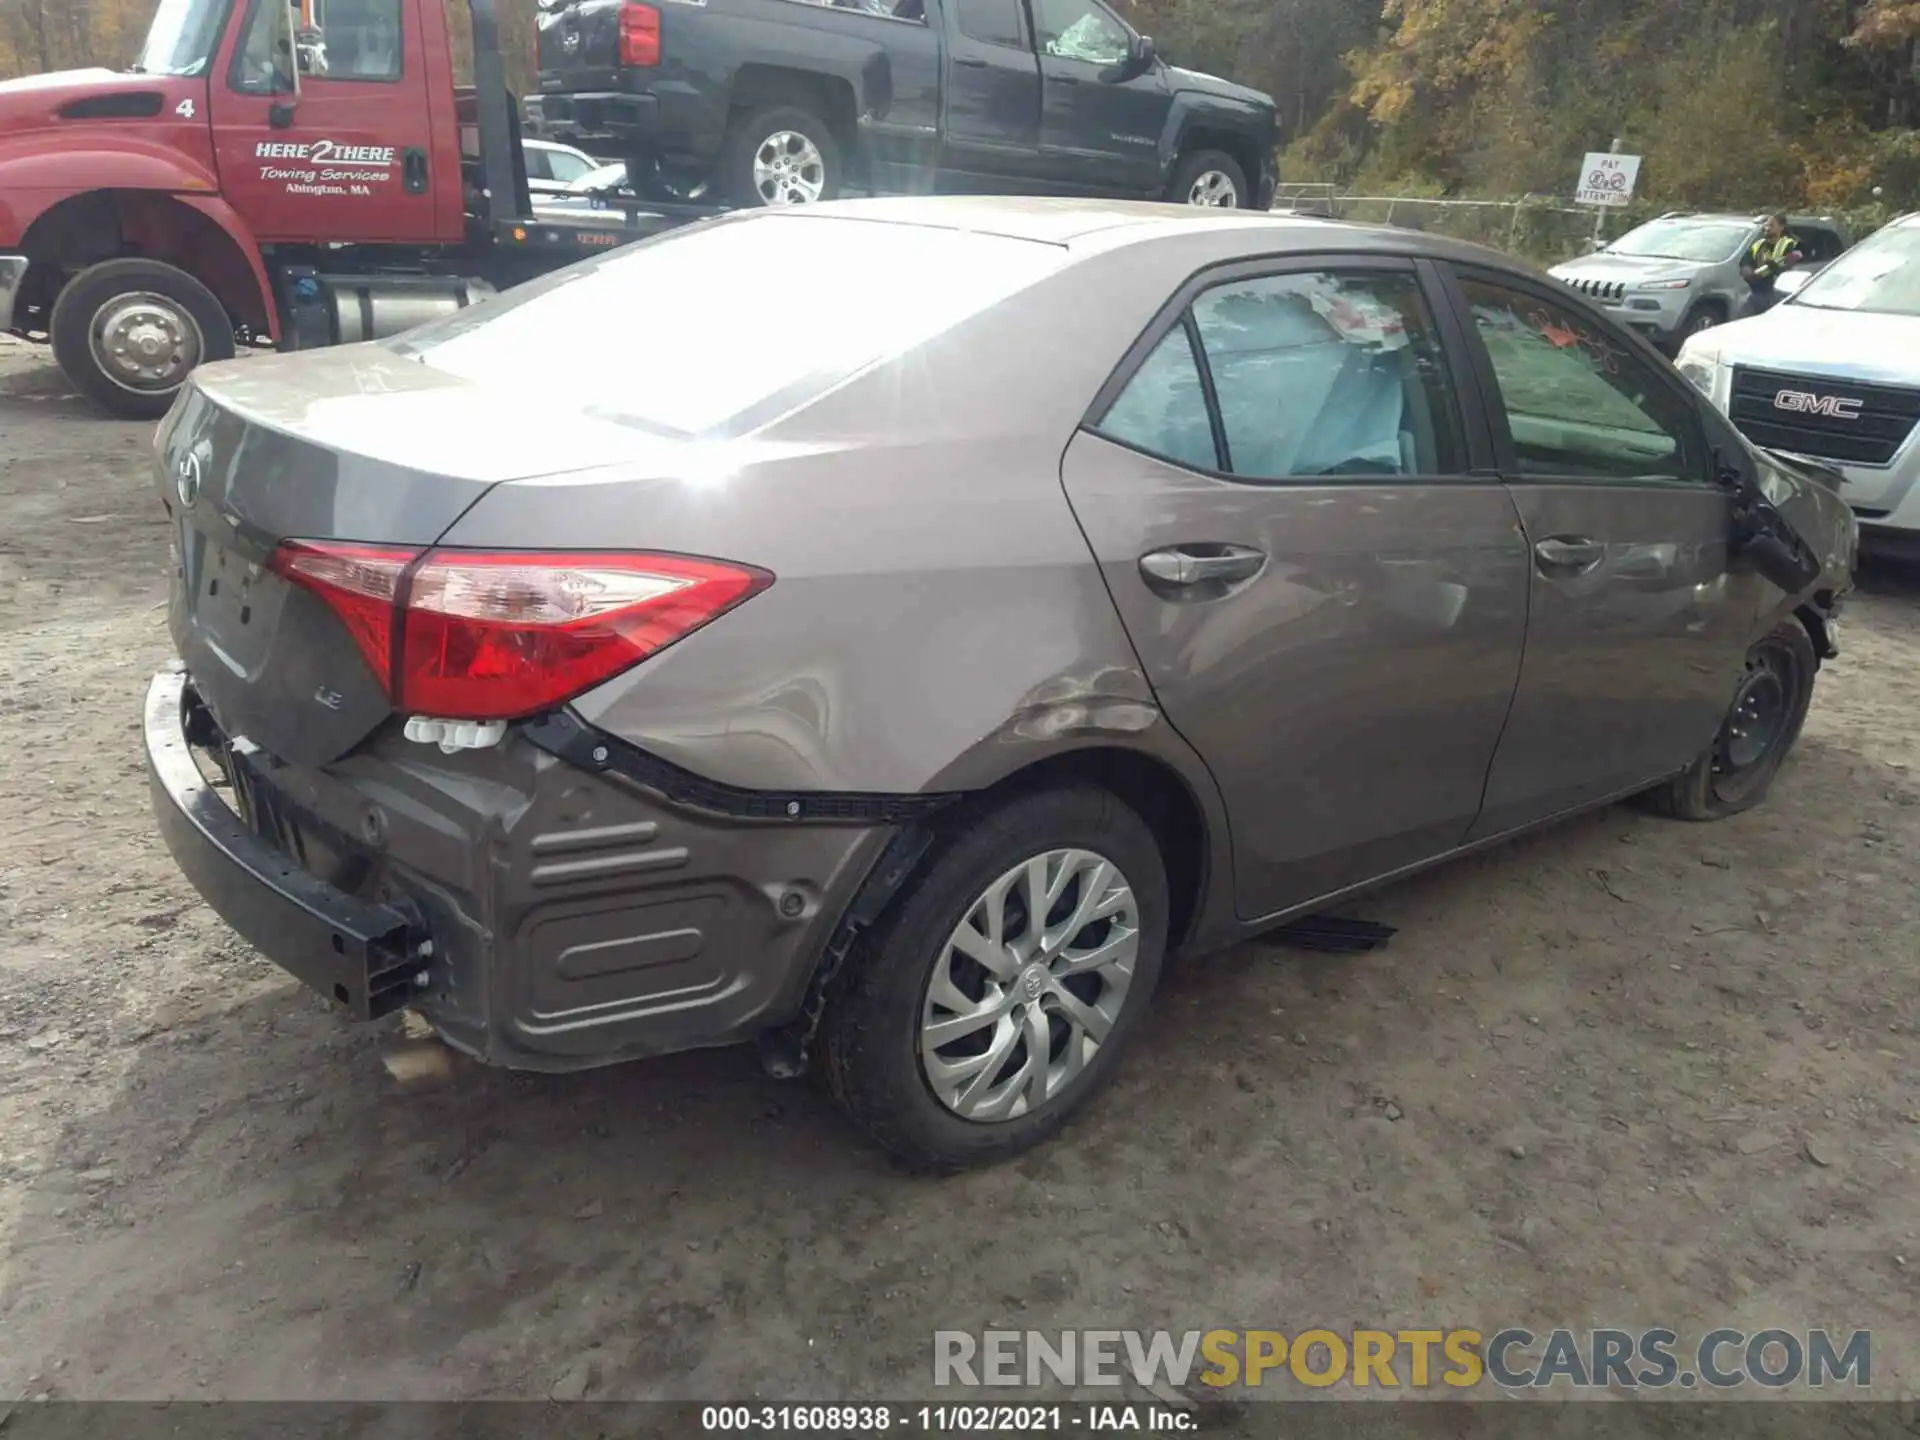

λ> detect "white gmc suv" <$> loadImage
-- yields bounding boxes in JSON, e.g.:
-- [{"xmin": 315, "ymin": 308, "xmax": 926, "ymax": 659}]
[{"xmin": 1678, "ymin": 212, "xmax": 1920, "ymax": 557}]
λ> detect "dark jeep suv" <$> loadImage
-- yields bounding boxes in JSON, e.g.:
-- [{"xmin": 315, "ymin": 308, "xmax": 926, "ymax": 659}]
[{"xmin": 532, "ymin": 0, "xmax": 1279, "ymax": 208}]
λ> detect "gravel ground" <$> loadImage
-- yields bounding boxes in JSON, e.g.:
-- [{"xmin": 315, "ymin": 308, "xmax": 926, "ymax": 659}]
[{"xmin": 0, "ymin": 337, "xmax": 1916, "ymax": 1408}]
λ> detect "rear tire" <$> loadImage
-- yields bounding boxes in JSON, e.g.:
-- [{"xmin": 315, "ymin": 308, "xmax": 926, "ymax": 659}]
[
  {"xmin": 51, "ymin": 257, "xmax": 233, "ymax": 419},
  {"xmin": 1643, "ymin": 616, "xmax": 1817, "ymax": 821},
  {"xmin": 1167, "ymin": 149, "xmax": 1249, "ymax": 208},
  {"xmin": 722, "ymin": 104, "xmax": 843, "ymax": 207},
  {"xmin": 822, "ymin": 785, "xmax": 1168, "ymax": 1171}
]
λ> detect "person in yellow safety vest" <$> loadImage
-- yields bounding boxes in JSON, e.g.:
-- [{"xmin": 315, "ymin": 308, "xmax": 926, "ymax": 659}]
[{"xmin": 1739, "ymin": 213, "xmax": 1805, "ymax": 316}]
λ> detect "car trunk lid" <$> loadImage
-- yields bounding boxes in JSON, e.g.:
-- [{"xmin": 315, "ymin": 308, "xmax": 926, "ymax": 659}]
[{"xmin": 159, "ymin": 347, "xmax": 679, "ymax": 768}]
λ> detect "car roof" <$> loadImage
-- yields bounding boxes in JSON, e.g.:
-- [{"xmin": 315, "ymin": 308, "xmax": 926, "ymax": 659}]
[{"xmin": 775, "ymin": 195, "xmax": 1522, "ymax": 268}]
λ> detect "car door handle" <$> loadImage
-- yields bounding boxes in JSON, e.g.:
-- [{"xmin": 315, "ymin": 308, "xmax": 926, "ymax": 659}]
[
  {"xmin": 1533, "ymin": 536, "xmax": 1606, "ymax": 574},
  {"xmin": 1139, "ymin": 546, "xmax": 1266, "ymax": 588},
  {"xmin": 954, "ymin": 56, "xmax": 988, "ymax": 67}
]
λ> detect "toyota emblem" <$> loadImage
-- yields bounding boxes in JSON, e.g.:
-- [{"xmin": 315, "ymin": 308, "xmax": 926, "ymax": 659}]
[
  {"xmin": 174, "ymin": 452, "xmax": 203, "ymax": 509},
  {"xmin": 561, "ymin": 28, "xmax": 580, "ymax": 51}
]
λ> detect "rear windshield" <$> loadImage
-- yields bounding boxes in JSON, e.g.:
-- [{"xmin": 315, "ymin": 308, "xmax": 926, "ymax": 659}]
[{"xmin": 394, "ymin": 215, "xmax": 1065, "ymax": 435}]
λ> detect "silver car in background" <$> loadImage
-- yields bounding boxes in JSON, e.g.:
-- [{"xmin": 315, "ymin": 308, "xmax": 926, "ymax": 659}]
[
  {"xmin": 1551, "ymin": 212, "xmax": 1850, "ymax": 350},
  {"xmin": 145, "ymin": 200, "xmax": 1854, "ymax": 1170}
]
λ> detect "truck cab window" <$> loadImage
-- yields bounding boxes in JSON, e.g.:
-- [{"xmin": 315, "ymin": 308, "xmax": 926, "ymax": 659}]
[
  {"xmin": 323, "ymin": 0, "xmax": 403, "ymax": 80},
  {"xmin": 1031, "ymin": 0, "xmax": 1130, "ymax": 64},
  {"xmin": 955, "ymin": 0, "xmax": 1025, "ymax": 48},
  {"xmin": 229, "ymin": 0, "xmax": 298, "ymax": 93}
]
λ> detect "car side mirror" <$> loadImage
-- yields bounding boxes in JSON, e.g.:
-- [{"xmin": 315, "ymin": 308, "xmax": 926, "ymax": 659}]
[
  {"xmin": 1105, "ymin": 33, "xmax": 1154, "ymax": 81},
  {"xmin": 1773, "ymin": 268, "xmax": 1814, "ymax": 299}
]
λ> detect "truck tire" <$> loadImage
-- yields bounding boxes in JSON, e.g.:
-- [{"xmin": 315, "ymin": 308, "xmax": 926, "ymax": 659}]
[
  {"xmin": 51, "ymin": 258, "xmax": 234, "ymax": 420},
  {"xmin": 723, "ymin": 105, "xmax": 843, "ymax": 207},
  {"xmin": 1167, "ymin": 149, "xmax": 1249, "ymax": 208}
]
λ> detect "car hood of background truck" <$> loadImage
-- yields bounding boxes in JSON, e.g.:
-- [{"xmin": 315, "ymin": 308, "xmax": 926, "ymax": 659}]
[
  {"xmin": 1164, "ymin": 66, "xmax": 1274, "ymax": 115},
  {"xmin": 0, "ymin": 67, "xmax": 141, "ymax": 117},
  {"xmin": 1691, "ymin": 302, "xmax": 1920, "ymax": 387}
]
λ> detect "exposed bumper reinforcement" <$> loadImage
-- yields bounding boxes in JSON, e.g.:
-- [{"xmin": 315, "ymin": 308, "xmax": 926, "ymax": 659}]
[{"xmin": 144, "ymin": 670, "xmax": 428, "ymax": 1021}]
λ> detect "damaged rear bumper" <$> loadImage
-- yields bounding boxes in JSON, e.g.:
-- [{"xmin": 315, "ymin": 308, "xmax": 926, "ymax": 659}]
[{"xmin": 144, "ymin": 668, "xmax": 896, "ymax": 1071}]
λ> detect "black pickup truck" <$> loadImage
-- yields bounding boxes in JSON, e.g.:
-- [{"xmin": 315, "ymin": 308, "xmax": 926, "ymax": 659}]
[{"xmin": 532, "ymin": 0, "xmax": 1279, "ymax": 209}]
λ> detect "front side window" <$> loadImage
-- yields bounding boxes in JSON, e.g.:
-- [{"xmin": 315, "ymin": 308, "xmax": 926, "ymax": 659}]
[
  {"xmin": 319, "ymin": 0, "xmax": 402, "ymax": 80},
  {"xmin": 955, "ymin": 0, "xmax": 1025, "ymax": 48},
  {"xmin": 230, "ymin": 0, "xmax": 400, "ymax": 89},
  {"xmin": 1096, "ymin": 269, "xmax": 1463, "ymax": 481},
  {"xmin": 1032, "ymin": 0, "xmax": 1130, "ymax": 64},
  {"xmin": 1462, "ymin": 277, "xmax": 1706, "ymax": 483},
  {"xmin": 229, "ymin": 0, "xmax": 296, "ymax": 93}
]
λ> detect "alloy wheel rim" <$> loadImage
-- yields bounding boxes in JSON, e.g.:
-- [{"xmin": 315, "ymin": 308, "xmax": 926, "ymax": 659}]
[
  {"xmin": 90, "ymin": 292, "xmax": 203, "ymax": 394},
  {"xmin": 752, "ymin": 131, "xmax": 826, "ymax": 205},
  {"xmin": 920, "ymin": 848, "xmax": 1140, "ymax": 1123},
  {"xmin": 1187, "ymin": 171, "xmax": 1240, "ymax": 207}
]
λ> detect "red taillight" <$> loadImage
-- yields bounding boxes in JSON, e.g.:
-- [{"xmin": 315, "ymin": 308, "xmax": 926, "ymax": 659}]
[
  {"xmin": 270, "ymin": 542, "xmax": 770, "ymax": 721},
  {"xmin": 618, "ymin": 2, "xmax": 661, "ymax": 66}
]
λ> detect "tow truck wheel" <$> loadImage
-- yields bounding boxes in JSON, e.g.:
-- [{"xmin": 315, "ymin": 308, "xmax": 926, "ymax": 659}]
[
  {"xmin": 51, "ymin": 258, "xmax": 235, "ymax": 420},
  {"xmin": 723, "ymin": 105, "xmax": 843, "ymax": 207}
]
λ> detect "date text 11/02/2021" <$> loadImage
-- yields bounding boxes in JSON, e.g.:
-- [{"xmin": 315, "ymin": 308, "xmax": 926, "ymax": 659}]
[{"xmin": 700, "ymin": 1406, "xmax": 1195, "ymax": 1432}]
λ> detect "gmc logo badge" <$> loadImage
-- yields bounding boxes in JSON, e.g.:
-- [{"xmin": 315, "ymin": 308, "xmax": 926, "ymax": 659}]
[{"xmin": 1774, "ymin": 389, "xmax": 1864, "ymax": 420}]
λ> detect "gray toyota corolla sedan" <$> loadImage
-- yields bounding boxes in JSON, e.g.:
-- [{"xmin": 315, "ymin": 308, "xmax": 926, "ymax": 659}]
[{"xmin": 146, "ymin": 198, "xmax": 1856, "ymax": 1170}]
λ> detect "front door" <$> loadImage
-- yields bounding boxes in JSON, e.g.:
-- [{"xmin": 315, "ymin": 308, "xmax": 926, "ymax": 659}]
[
  {"xmin": 1027, "ymin": 0, "xmax": 1165, "ymax": 192},
  {"xmin": 941, "ymin": 0, "xmax": 1044, "ymax": 180},
  {"xmin": 210, "ymin": 0, "xmax": 441, "ymax": 242},
  {"xmin": 1444, "ymin": 269, "xmax": 1766, "ymax": 837},
  {"xmin": 1061, "ymin": 258, "xmax": 1531, "ymax": 920}
]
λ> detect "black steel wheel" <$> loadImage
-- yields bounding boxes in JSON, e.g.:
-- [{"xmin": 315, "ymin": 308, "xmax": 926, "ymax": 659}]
[{"xmin": 1644, "ymin": 616, "xmax": 1817, "ymax": 821}]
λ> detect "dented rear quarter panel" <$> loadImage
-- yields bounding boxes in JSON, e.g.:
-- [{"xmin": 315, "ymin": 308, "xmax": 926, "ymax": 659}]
[{"xmin": 435, "ymin": 223, "xmax": 1256, "ymax": 947}]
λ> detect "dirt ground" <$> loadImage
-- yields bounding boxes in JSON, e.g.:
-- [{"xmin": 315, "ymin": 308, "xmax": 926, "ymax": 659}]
[{"xmin": 0, "ymin": 336, "xmax": 1916, "ymax": 1408}]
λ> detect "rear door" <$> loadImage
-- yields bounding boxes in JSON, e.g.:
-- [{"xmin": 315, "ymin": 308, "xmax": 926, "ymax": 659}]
[
  {"xmin": 1061, "ymin": 257, "xmax": 1531, "ymax": 921},
  {"xmin": 1027, "ymin": 0, "xmax": 1166, "ymax": 192},
  {"xmin": 1441, "ymin": 267, "xmax": 1765, "ymax": 837},
  {"xmin": 210, "ymin": 0, "xmax": 441, "ymax": 242},
  {"xmin": 941, "ymin": 0, "xmax": 1044, "ymax": 176}
]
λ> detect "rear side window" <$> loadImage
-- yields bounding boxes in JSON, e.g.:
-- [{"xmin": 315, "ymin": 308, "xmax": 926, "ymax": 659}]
[
  {"xmin": 955, "ymin": 0, "xmax": 1026, "ymax": 47},
  {"xmin": 398, "ymin": 215, "xmax": 1064, "ymax": 435},
  {"xmin": 1099, "ymin": 326, "xmax": 1218, "ymax": 472},
  {"xmin": 1095, "ymin": 269, "xmax": 1463, "ymax": 480},
  {"xmin": 523, "ymin": 148, "xmax": 553, "ymax": 181}
]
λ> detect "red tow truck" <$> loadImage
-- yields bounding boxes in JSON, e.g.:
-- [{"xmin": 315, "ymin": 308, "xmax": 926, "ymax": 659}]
[{"xmin": 0, "ymin": 0, "xmax": 716, "ymax": 416}]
